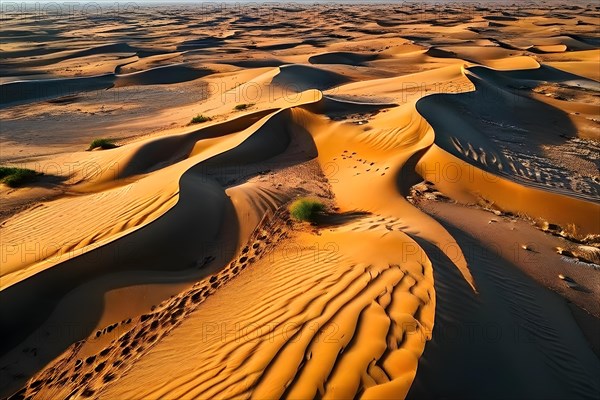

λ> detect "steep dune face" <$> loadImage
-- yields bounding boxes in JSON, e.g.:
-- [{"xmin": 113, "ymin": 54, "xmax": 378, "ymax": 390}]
[
  {"xmin": 416, "ymin": 144, "xmax": 600, "ymax": 235},
  {"xmin": 302, "ymin": 103, "xmax": 476, "ymax": 289},
  {"xmin": 96, "ymin": 224, "xmax": 435, "ymax": 400},
  {"xmin": 0, "ymin": 92, "xmax": 325, "ymax": 394},
  {"xmin": 0, "ymin": 93, "xmax": 323, "ymax": 289},
  {"xmin": 2, "ymin": 3, "xmax": 600, "ymax": 399},
  {"xmin": 415, "ymin": 65, "xmax": 600, "ymax": 234},
  {"xmin": 406, "ymin": 209, "xmax": 600, "ymax": 400}
]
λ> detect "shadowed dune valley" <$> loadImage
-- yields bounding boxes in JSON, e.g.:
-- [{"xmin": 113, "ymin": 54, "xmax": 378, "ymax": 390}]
[{"xmin": 2, "ymin": 1, "xmax": 600, "ymax": 399}]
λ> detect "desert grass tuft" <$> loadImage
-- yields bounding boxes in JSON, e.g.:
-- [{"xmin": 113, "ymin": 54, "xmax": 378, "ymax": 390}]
[
  {"xmin": 234, "ymin": 103, "xmax": 255, "ymax": 111},
  {"xmin": 88, "ymin": 138, "xmax": 118, "ymax": 151},
  {"xmin": 289, "ymin": 198, "xmax": 326, "ymax": 222},
  {"xmin": 190, "ymin": 114, "xmax": 212, "ymax": 124},
  {"xmin": 0, "ymin": 166, "xmax": 41, "ymax": 187}
]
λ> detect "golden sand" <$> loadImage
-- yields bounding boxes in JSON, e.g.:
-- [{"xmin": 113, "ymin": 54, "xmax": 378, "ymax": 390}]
[{"xmin": 1, "ymin": 2, "xmax": 599, "ymax": 399}]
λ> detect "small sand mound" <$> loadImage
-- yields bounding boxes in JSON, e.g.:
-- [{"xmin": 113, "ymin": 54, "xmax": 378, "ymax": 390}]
[{"xmin": 270, "ymin": 64, "xmax": 352, "ymax": 91}]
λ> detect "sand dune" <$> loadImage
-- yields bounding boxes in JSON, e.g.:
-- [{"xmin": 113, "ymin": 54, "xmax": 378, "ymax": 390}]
[
  {"xmin": 0, "ymin": 64, "xmax": 212, "ymax": 108},
  {"xmin": 414, "ymin": 65, "xmax": 600, "ymax": 231},
  {"xmin": 1, "ymin": 2, "xmax": 599, "ymax": 399},
  {"xmin": 308, "ymin": 51, "xmax": 379, "ymax": 66},
  {"xmin": 407, "ymin": 204, "xmax": 600, "ymax": 399},
  {"xmin": 96, "ymin": 222, "xmax": 435, "ymax": 400},
  {"xmin": 270, "ymin": 65, "xmax": 352, "ymax": 92}
]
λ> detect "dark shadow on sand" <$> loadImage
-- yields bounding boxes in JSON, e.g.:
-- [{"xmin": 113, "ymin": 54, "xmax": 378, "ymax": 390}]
[
  {"xmin": 406, "ymin": 220, "xmax": 600, "ymax": 400},
  {"xmin": 312, "ymin": 211, "xmax": 371, "ymax": 227}
]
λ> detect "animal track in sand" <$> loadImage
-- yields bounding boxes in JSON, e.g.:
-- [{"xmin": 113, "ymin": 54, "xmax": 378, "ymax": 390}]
[
  {"xmin": 338, "ymin": 149, "xmax": 391, "ymax": 177},
  {"xmin": 12, "ymin": 208, "xmax": 291, "ymax": 399}
]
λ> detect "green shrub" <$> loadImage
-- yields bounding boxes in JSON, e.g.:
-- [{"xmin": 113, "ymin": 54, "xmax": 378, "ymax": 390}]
[
  {"xmin": 234, "ymin": 103, "xmax": 255, "ymax": 111},
  {"xmin": 88, "ymin": 138, "xmax": 117, "ymax": 151},
  {"xmin": 190, "ymin": 114, "xmax": 212, "ymax": 124},
  {"xmin": 289, "ymin": 198, "xmax": 326, "ymax": 222},
  {"xmin": 0, "ymin": 166, "xmax": 41, "ymax": 188}
]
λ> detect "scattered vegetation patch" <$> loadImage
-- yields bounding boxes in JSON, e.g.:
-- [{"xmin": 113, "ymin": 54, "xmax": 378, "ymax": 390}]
[
  {"xmin": 234, "ymin": 103, "xmax": 255, "ymax": 111},
  {"xmin": 190, "ymin": 114, "xmax": 212, "ymax": 124},
  {"xmin": 0, "ymin": 166, "xmax": 41, "ymax": 188},
  {"xmin": 289, "ymin": 198, "xmax": 326, "ymax": 222},
  {"xmin": 88, "ymin": 138, "xmax": 117, "ymax": 151}
]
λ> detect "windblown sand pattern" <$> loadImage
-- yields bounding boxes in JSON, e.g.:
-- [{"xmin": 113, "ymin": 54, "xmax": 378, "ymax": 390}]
[{"xmin": 1, "ymin": 2, "xmax": 599, "ymax": 399}]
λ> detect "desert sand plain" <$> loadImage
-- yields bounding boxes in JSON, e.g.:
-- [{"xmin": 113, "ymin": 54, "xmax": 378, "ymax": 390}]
[{"xmin": 0, "ymin": 1, "xmax": 599, "ymax": 399}]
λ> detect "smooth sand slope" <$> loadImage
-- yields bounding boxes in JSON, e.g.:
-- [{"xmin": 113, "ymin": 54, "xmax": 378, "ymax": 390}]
[{"xmin": 1, "ymin": 2, "xmax": 599, "ymax": 399}]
